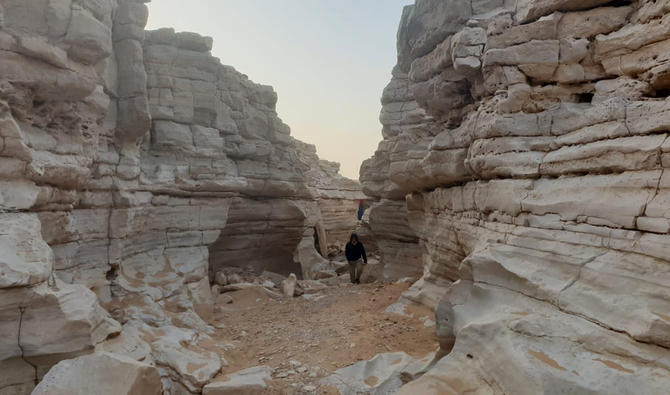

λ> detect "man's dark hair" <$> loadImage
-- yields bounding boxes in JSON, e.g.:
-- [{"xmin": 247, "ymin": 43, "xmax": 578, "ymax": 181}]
[{"xmin": 350, "ymin": 233, "xmax": 358, "ymax": 241}]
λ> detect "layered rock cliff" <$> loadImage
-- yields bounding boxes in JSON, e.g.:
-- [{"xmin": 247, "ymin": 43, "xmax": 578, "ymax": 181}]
[
  {"xmin": 363, "ymin": 0, "xmax": 670, "ymax": 393},
  {"xmin": 0, "ymin": 1, "xmax": 361, "ymax": 393}
]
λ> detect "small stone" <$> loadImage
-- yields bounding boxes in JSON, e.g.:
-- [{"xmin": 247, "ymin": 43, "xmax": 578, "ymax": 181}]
[
  {"xmin": 303, "ymin": 385, "xmax": 317, "ymax": 392},
  {"xmin": 349, "ymin": 343, "xmax": 356, "ymax": 349},
  {"xmin": 297, "ymin": 367, "xmax": 308, "ymax": 373},
  {"xmin": 214, "ymin": 271, "xmax": 228, "ymax": 286}
]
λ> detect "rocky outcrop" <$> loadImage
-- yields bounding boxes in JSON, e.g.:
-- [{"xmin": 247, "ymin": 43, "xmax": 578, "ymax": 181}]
[
  {"xmin": 364, "ymin": 0, "xmax": 670, "ymax": 393},
  {"xmin": 358, "ymin": 6, "xmax": 431, "ymax": 282},
  {"xmin": 0, "ymin": 1, "xmax": 360, "ymax": 393},
  {"xmin": 0, "ymin": 216, "xmax": 120, "ymax": 395}
]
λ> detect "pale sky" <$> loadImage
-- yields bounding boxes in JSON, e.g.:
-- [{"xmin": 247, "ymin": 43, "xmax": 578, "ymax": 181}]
[{"xmin": 146, "ymin": 0, "xmax": 411, "ymax": 180}]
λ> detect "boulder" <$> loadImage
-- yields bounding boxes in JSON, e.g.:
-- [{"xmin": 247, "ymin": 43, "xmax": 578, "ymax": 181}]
[
  {"xmin": 321, "ymin": 352, "xmax": 431, "ymax": 395},
  {"xmin": 214, "ymin": 271, "xmax": 228, "ymax": 286},
  {"xmin": 202, "ymin": 366, "xmax": 274, "ymax": 395},
  {"xmin": 281, "ymin": 273, "xmax": 304, "ymax": 297},
  {"xmin": 32, "ymin": 353, "xmax": 162, "ymax": 395}
]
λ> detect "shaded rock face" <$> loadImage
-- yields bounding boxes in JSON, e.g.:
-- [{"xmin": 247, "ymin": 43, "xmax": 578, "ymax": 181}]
[
  {"xmin": 363, "ymin": 0, "xmax": 670, "ymax": 393},
  {"xmin": 301, "ymin": 148, "xmax": 368, "ymax": 257},
  {"xmin": 0, "ymin": 1, "xmax": 361, "ymax": 393}
]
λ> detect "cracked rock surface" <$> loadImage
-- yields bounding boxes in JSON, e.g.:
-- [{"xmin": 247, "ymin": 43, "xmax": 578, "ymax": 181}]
[
  {"xmin": 361, "ymin": 0, "xmax": 670, "ymax": 393},
  {"xmin": 0, "ymin": 1, "xmax": 361, "ymax": 394}
]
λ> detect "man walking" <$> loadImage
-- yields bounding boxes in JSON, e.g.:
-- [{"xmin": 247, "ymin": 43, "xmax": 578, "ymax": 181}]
[{"xmin": 345, "ymin": 233, "xmax": 367, "ymax": 284}]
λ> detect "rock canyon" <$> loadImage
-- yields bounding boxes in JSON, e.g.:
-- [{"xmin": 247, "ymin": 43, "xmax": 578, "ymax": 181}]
[{"xmin": 1, "ymin": 0, "xmax": 670, "ymax": 394}]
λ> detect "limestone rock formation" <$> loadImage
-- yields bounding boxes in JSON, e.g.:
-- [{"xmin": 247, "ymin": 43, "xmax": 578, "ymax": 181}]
[
  {"xmin": 362, "ymin": 0, "xmax": 670, "ymax": 393},
  {"xmin": 0, "ymin": 1, "xmax": 361, "ymax": 393},
  {"xmin": 0, "ymin": 214, "xmax": 120, "ymax": 395}
]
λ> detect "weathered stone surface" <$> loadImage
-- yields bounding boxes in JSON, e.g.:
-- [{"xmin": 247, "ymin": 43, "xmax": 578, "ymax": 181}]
[
  {"xmin": 0, "ymin": 214, "xmax": 54, "ymax": 288},
  {"xmin": 0, "ymin": 278, "xmax": 120, "ymax": 393},
  {"xmin": 368, "ymin": 200, "xmax": 422, "ymax": 281},
  {"xmin": 202, "ymin": 366, "xmax": 274, "ymax": 395},
  {"xmin": 322, "ymin": 352, "xmax": 434, "ymax": 395},
  {"xmin": 0, "ymin": 2, "xmax": 361, "ymax": 394},
  {"xmin": 362, "ymin": 0, "xmax": 670, "ymax": 393},
  {"xmin": 32, "ymin": 352, "xmax": 162, "ymax": 395}
]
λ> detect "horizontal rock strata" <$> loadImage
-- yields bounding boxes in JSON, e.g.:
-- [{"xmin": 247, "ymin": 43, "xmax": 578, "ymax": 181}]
[
  {"xmin": 362, "ymin": 0, "xmax": 670, "ymax": 393},
  {"xmin": 0, "ymin": 1, "xmax": 361, "ymax": 393}
]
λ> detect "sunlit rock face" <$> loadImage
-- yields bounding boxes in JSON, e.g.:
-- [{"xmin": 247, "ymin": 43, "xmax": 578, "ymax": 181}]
[
  {"xmin": 0, "ymin": 1, "xmax": 360, "ymax": 393},
  {"xmin": 363, "ymin": 0, "xmax": 670, "ymax": 393}
]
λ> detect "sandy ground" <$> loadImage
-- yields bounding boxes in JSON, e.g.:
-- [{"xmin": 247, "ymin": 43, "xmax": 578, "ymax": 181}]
[{"xmin": 196, "ymin": 275, "xmax": 438, "ymax": 394}]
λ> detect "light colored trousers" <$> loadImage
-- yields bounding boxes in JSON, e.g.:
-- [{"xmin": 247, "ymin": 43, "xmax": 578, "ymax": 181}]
[{"xmin": 348, "ymin": 259, "xmax": 364, "ymax": 283}]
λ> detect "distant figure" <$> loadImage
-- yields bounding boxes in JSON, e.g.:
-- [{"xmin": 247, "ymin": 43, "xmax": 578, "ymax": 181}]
[
  {"xmin": 345, "ymin": 233, "xmax": 367, "ymax": 284},
  {"xmin": 357, "ymin": 200, "xmax": 365, "ymax": 220}
]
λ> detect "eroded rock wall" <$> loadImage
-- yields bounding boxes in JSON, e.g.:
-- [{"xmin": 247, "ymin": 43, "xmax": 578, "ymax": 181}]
[
  {"xmin": 1, "ymin": 1, "xmax": 130, "ymax": 393},
  {"xmin": 0, "ymin": 1, "xmax": 360, "ymax": 393},
  {"xmin": 359, "ymin": 7, "xmax": 429, "ymax": 280},
  {"xmin": 365, "ymin": 0, "xmax": 670, "ymax": 393},
  {"xmin": 301, "ymin": 145, "xmax": 366, "ymax": 256}
]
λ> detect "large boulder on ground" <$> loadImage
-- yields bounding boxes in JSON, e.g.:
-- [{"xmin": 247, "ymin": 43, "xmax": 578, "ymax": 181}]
[
  {"xmin": 32, "ymin": 352, "xmax": 162, "ymax": 395},
  {"xmin": 321, "ymin": 352, "xmax": 436, "ymax": 395},
  {"xmin": 281, "ymin": 273, "xmax": 304, "ymax": 297},
  {"xmin": 202, "ymin": 366, "xmax": 274, "ymax": 395}
]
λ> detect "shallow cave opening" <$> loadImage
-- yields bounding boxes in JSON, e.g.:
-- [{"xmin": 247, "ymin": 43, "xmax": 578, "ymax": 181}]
[
  {"xmin": 601, "ymin": 0, "xmax": 632, "ymax": 7},
  {"xmin": 105, "ymin": 267, "xmax": 118, "ymax": 281},
  {"xmin": 652, "ymin": 89, "xmax": 670, "ymax": 98},
  {"xmin": 577, "ymin": 92, "xmax": 594, "ymax": 103}
]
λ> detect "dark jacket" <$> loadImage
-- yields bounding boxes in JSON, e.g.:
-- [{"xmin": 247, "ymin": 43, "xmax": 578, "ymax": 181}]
[{"xmin": 345, "ymin": 241, "xmax": 367, "ymax": 263}]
